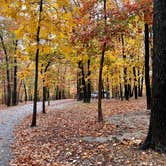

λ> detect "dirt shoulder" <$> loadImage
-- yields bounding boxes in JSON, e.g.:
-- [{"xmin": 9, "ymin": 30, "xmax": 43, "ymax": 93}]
[{"xmin": 10, "ymin": 98, "xmax": 166, "ymax": 166}]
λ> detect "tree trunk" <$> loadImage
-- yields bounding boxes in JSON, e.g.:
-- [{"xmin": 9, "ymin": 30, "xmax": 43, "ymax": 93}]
[
  {"xmin": 42, "ymin": 62, "xmax": 50, "ymax": 113},
  {"xmin": 62, "ymin": 89, "xmax": 65, "ymax": 99},
  {"xmin": 121, "ymin": 35, "xmax": 129, "ymax": 100},
  {"xmin": 31, "ymin": 0, "xmax": 43, "ymax": 127},
  {"xmin": 98, "ymin": 0, "xmax": 107, "ymax": 122},
  {"xmin": 86, "ymin": 58, "xmax": 91, "ymax": 103},
  {"xmin": 42, "ymin": 85, "xmax": 46, "ymax": 113},
  {"xmin": 13, "ymin": 40, "xmax": 18, "ymax": 105},
  {"xmin": 98, "ymin": 42, "xmax": 106, "ymax": 122},
  {"xmin": 133, "ymin": 67, "xmax": 138, "ymax": 99},
  {"xmin": 56, "ymin": 86, "xmax": 59, "ymax": 100},
  {"xmin": 23, "ymin": 81, "xmax": 27, "ymax": 104},
  {"xmin": 3, "ymin": 81, "xmax": 6, "ymax": 104},
  {"xmin": 0, "ymin": 35, "xmax": 11, "ymax": 106},
  {"xmin": 47, "ymin": 88, "xmax": 50, "ymax": 106},
  {"xmin": 77, "ymin": 61, "xmax": 84, "ymax": 101},
  {"xmin": 144, "ymin": 23, "xmax": 151, "ymax": 110},
  {"xmin": 106, "ymin": 69, "xmax": 110, "ymax": 99},
  {"xmin": 141, "ymin": 0, "xmax": 166, "ymax": 151},
  {"xmin": 80, "ymin": 62, "xmax": 87, "ymax": 103},
  {"xmin": 139, "ymin": 67, "xmax": 144, "ymax": 97},
  {"xmin": 120, "ymin": 83, "xmax": 123, "ymax": 101},
  {"xmin": 17, "ymin": 80, "xmax": 23, "ymax": 103}
]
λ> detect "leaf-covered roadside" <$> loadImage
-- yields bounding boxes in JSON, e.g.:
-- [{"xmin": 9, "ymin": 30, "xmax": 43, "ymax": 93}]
[{"xmin": 10, "ymin": 98, "xmax": 166, "ymax": 165}]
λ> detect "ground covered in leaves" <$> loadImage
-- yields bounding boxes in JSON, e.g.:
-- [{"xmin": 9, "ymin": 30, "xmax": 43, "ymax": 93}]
[{"xmin": 10, "ymin": 98, "xmax": 166, "ymax": 165}]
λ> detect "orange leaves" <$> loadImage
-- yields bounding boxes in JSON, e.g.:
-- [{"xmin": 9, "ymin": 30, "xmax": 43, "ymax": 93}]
[
  {"xmin": 10, "ymin": 98, "xmax": 146, "ymax": 165},
  {"xmin": 9, "ymin": 98, "xmax": 166, "ymax": 165},
  {"xmin": 80, "ymin": 0, "xmax": 97, "ymax": 15}
]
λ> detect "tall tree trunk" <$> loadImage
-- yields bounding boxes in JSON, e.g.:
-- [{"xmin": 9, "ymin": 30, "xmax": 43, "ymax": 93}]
[
  {"xmin": 140, "ymin": 68, "xmax": 144, "ymax": 96},
  {"xmin": 77, "ymin": 61, "xmax": 84, "ymax": 101},
  {"xmin": 133, "ymin": 67, "xmax": 138, "ymax": 99},
  {"xmin": 98, "ymin": 42, "xmax": 106, "ymax": 122},
  {"xmin": 41, "ymin": 62, "xmax": 50, "ymax": 114},
  {"xmin": 144, "ymin": 23, "xmax": 151, "ymax": 110},
  {"xmin": 0, "ymin": 35, "xmax": 11, "ymax": 106},
  {"xmin": 13, "ymin": 40, "xmax": 18, "ymax": 105},
  {"xmin": 56, "ymin": 86, "xmax": 59, "ymax": 100},
  {"xmin": 86, "ymin": 58, "xmax": 91, "ymax": 103},
  {"xmin": 17, "ymin": 80, "xmax": 23, "ymax": 103},
  {"xmin": 47, "ymin": 88, "xmax": 50, "ymax": 106},
  {"xmin": 62, "ymin": 67, "xmax": 67, "ymax": 99},
  {"xmin": 105, "ymin": 69, "xmax": 110, "ymax": 99},
  {"xmin": 59, "ymin": 89, "xmax": 62, "ymax": 99},
  {"xmin": 120, "ymin": 83, "xmax": 123, "ymax": 101},
  {"xmin": 31, "ymin": 0, "xmax": 43, "ymax": 127},
  {"xmin": 138, "ymin": 67, "xmax": 141, "ymax": 96},
  {"xmin": 141, "ymin": 0, "xmax": 166, "ymax": 151},
  {"xmin": 3, "ymin": 80, "xmax": 6, "ymax": 104},
  {"xmin": 80, "ymin": 62, "xmax": 87, "ymax": 103},
  {"xmin": 101, "ymin": 80, "xmax": 105, "ymax": 99},
  {"xmin": 122, "ymin": 35, "xmax": 129, "ymax": 100},
  {"xmin": 98, "ymin": 0, "xmax": 107, "ymax": 122},
  {"xmin": 23, "ymin": 81, "xmax": 27, "ymax": 104},
  {"xmin": 42, "ymin": 85, "xmax": 46, "ymax": 113},
  {"xmin": 112, "ymin": 85, "xmax": 114, "ymax": 98},
  {"xmin": 128, "ymin": 83, "xmax": 132, "ymax": 98}
]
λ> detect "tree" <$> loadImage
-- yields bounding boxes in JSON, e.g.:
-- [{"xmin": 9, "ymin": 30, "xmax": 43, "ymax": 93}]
[
  {"xmin": 31, "ymin": 0, "xmax": 43, "ymax": 127},
  {"xmin": 12, "ymin": 40, "xmax": 18, "ymax": 105},
  {"xmin": 0, "ymin": 33, "xmax": 11, "ymax": 106},
  {"xmin": 98, "ymin": 0, "xmax": 107, "ymax": 122},
  {"xmin": 41, "ymin": 61, "xmax": 51, "ymax": 114},
  {"xmin": 141, "ymin": 0, "xmax": 166, "ymax": 152},
  {"xmin": 144, "ymin": 23, "xmax": 151, "ymax": 110}
]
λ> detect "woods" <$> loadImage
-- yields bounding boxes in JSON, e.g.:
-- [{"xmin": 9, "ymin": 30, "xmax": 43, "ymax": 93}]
[
  {"xmin": 0, "ymin": 0, "xmax": 152, "ymax": 111},
  {"xmin": 0, "ymin": 0, "xmax": 166, "ymax": 165}
]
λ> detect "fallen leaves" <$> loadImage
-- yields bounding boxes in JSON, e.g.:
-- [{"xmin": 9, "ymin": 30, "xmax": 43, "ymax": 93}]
[{"xmin": 10, "ymin": 98, "xmax": 166, "ymax": 165}]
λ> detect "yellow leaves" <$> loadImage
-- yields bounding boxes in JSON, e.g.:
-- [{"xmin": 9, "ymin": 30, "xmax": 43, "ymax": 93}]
[
  {"xmin": 40, "ymin": 45, "xmax": 53, "ymax": 55},
  {"xmin": 105, "ymin": 50, "xmax": 116, "ymax": 62},
  {"xmin": 18, "ymin": 69, "xmax": 31, "ymax": 80},
  {"xmin": 56, "ymin": 0, "xmax": 70, "ymax": 8},
  {"xmin": 14, "ymin": 26, "xmax": 24, "ymax": 39}
]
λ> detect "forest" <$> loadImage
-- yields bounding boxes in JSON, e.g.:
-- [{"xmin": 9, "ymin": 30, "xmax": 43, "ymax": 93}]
[{"xmin": 0, "ymin": 0, "xmax": 166, "ymax": 165}]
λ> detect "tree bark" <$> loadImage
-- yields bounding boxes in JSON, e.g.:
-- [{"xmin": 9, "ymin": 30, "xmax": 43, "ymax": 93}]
[
  {"xmin": 80, "ymin": 62, "xmax": 87, "ymax": 103},
  {"xmin": 42, "ymin": 62, "xmax": 50, "ymax": 114},
  {"xmin": 42, "ymin": 85, "xmax": 46, "ymax": 113},
  {"xmin": 86, "ymin": 58, "xmax": 91, "ymax": 103},
  {"xmin": 120, "ymin": 83, "xmax": 123, "ymax": 101},
  {"xmin": 121, "ymin": 35, "xmax": 129, "ymax": 100},
  {"xmin": 133, "ymin": 67, "xmax": 138, "ymax": 99},
  {"xmin": 77, "ymin": 61, "xmax": 84, "ymax": 101},
  {"xmin": 0, "ymin": 34, "xmax": 11, "ymax": 106},
  {"xmin": 3, "ymin": 81, "xmax": 6, "ymax": 104},
  {"xmin": 23, "ymin": 81, "xmax": 27, "ymax": 104},
  {"xmin": 140, "ymin": 67, "xmax": 144, "ymax": 97},
  {"xmin": 144, "ymin": 23, "xmax": 151, "ymax": 110},
  {"xmin": 31, "ymin": 0, "xmax": 43, "ymax": 127},
  {"xmin": 12, "ymin": 40, "xmax": 18, "ymax": 105},
  {"xmin": 98, "ymin": 0, "xmax": 107, "ymax": 122},
  {"xmin": 56, "ymin": 86, "xmax": 59, "ymax": 100},
  {"xmin": 138, "ymin": 67, "xmax": 141, "ymax": 96},
  {"xmin": 17, "ymin": 80, "xmax": 23, "ymax": 103},
  {"xmin": 47, "ymin": 88, "xmax": 50, "ymax": 106},
  {"xmin": 141, "ymin": 0, "xmax": 166, "ymax": 151}
]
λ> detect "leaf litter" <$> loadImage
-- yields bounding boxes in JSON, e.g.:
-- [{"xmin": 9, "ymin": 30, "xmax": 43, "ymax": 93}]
[{"xmin": 10, "ymin": 98, "xmax": 166, "ymax": 165}]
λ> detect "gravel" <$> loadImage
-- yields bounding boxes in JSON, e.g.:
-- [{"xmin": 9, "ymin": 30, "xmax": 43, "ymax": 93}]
[{"xmin": 82, "ymin": 110, "xmax": 150, "ymax": 144}]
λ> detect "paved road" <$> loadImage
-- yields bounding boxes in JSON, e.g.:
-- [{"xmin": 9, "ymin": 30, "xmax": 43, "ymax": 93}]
[{"xmin": 0, "ymin": 99, "xmax": 75, "ymax": 166}]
